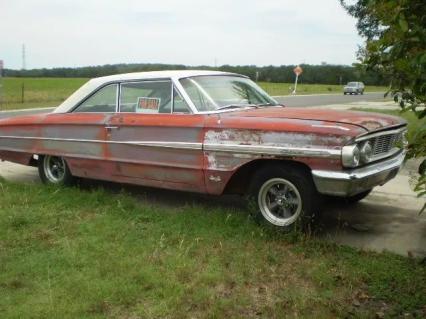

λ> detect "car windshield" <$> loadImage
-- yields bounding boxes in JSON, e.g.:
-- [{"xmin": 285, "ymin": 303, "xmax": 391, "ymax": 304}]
[
  {"xmin": 347, "ymin": 82, "xmax": 357, "ymax": 87},
  {"xmin": 179, "ymin": 75, "xmax": 278, "ymax": 112}
]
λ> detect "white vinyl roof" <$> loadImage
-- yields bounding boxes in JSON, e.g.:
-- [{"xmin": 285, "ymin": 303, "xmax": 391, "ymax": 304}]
[{"xmin": 54, "ymin": 70, "xmax": 241, "ymax": 113}]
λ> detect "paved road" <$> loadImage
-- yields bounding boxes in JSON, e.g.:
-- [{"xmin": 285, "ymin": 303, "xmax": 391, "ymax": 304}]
[
  {"xmin": 0, "ymin": 107, "xmax": 53, "ymax": 119},
  {"xmin": 274, "ymin": 92, "xmax": 387, "ymax": 107},
  {"xmin": 0, "ymin": 92, "xmax": 387, "ymax": 119}
]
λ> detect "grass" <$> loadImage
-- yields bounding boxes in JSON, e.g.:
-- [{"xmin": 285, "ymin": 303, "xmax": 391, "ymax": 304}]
[
  {"xmin": 0, "ymin": 179, "xmax": 424, "ymax": 318},
  {"xmin": 0, "ymin": 77, "xmax": 387, "ymax": 111},
  {"xmin": 0, "ymin": 77, "xmax": 88, "ymax": 111}
]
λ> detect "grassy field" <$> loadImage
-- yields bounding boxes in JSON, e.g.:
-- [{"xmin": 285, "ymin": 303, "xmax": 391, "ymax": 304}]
[
  {"xmin": 0, "ymin": 179, "xmax": 425, "ymax": 318},
  {"xmin": 258, "ymin": 82, "xmax": 386, "ymax": 96},
  {"xmin": 0, "ymin": 78, "xmax": 88, "ymax": 111},
  {"xmin": 0, "ymin": 77, "xmax": 387, "ymax": 111}
]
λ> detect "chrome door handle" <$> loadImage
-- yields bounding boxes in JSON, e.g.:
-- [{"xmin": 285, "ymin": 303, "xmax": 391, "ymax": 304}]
[{"xmin": 105, "ymin": 126, "xmax": 119, "ymax": 130}]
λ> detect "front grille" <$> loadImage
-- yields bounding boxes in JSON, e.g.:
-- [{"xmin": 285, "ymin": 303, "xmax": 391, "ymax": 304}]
[{"xmin": 368, "ymin": 131, "xmax": 403, "ymax": 160}]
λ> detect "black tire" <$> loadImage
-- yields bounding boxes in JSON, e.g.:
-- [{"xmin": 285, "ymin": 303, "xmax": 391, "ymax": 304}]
[
  {"xmin": 247, "ymin": 164, "xmax": 320, "ymax": 230},
  {"xmin": 38, "ymin": 155, "xmax": 74, "ymax": 185}
]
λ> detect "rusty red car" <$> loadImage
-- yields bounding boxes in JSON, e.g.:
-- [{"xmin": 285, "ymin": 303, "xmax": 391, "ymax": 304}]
[{"xmin": 0, "ymin": 71, "xmax": 407, "ymax": 228}]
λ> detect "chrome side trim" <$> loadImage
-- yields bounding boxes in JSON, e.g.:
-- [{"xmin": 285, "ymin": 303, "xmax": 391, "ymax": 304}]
[
  {"xmin": 0, "ymin": 135, "xmax": 342, "ymax": 158},
  {"xmin": 0, "ymin": 136, "xmax": 203, "ymax": 150},
  {"xmin": 204, "ymin": 143, "xmax": 341, "ymax": 158}
]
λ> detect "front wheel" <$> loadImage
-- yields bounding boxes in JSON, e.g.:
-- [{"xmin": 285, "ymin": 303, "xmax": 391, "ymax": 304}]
[
  {"xmin": 248, "ymin": 165, "xmax": 320, "ymax": 230},
  {"xmin": 38, "ymin": 155, "xmax": 74, "ymax": 185}
]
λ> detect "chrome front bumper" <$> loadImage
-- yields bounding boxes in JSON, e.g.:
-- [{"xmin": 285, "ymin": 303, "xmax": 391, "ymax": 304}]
[{"xmin": 312, "ymin": 151, "xmax": 405, "ymax": 197}]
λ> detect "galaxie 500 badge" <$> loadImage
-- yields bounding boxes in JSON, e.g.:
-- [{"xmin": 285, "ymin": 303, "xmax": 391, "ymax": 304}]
[{"xmin": 137, "ymin": 97, "xmax": 161, "ymax": 112}]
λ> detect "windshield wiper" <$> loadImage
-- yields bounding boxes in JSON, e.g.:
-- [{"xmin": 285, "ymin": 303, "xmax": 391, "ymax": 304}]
[{"xmin": 216, "ymin": 104, "xmax": 258, "ymax": 110}]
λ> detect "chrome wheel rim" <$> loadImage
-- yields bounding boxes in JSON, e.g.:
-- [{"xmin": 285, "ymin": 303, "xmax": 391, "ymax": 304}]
[
  {"xmin": 258, "ymin": 178, "xmax": 302, "ymax": 226},
  {"xmin": 43, "ymin": 155, "xmax": 66, "ymax": 183}
]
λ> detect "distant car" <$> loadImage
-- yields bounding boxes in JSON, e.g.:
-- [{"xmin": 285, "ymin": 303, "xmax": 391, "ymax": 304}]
[
  {"xmin": 0, "ymin": 71, "xmax": 407, "ymax": 229},
  {"xmin": 344, "ymin": 82, "xmax": 365, "ymax": 95}
]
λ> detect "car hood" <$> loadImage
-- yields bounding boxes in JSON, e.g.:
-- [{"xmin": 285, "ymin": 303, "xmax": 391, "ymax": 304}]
[{"xmin": 225, "ymin": 107, "xmax": 406, "ymax": 132}]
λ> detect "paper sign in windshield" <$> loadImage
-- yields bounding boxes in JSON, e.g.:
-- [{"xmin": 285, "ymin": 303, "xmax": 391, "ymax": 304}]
[{"xmin": 137, "ymin": 97, "xmax": 160, "ymax": 112}]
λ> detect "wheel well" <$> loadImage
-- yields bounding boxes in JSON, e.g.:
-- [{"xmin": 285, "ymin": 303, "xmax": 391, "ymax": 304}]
[
  {"xmin": 29, "ymin": 154, "xmax": 39, "ymax": 167},
  {"xmin": 222, "ymin": 159, "xmax": 312, "ymax": 195}
]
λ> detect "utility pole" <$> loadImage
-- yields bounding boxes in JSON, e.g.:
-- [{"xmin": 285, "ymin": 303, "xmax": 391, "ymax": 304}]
[
  {"xmin": 0, "ymin": 60, "xmax": 3, "ymax": 110},
  {"xmin": 21, "ymin": 44, "xmax": 26, "ymax": 105},
  {"xmin": 22, "ymin": 44, "xmax": 26, "ymax": 70}
]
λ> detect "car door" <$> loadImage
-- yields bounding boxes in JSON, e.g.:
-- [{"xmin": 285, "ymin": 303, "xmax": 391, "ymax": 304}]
[
  {"xmin": 41, "ymin": 83, "xmax": 118, "ymax": 181},
  {"xmin": 105, "ymin": 79, "xmax": 206, "ymax": 193}
]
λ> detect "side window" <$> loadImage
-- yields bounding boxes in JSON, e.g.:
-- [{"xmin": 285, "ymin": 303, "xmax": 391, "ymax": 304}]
[
  {"xmin": 173, "ymin": 88, "xmax": 191, "ymax": 114},
  {"xmin": 74, "ymin": 84, "xmax": 117, "ymax": 113},
  {"xmin": 120, "ymin": 81, "xmax": 172, "ymax": 114}
]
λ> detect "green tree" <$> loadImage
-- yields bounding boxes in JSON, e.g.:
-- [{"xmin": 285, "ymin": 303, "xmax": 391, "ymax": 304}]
[{"xmin": 341, "ymin": 0, "xmax": 425, "ymax": 212}]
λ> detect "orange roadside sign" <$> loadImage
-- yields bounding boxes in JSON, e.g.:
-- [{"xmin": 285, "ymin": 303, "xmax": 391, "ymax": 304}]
[{"xmin": 293, "ymin": 65, "xmax": 303, "ymax": 76}]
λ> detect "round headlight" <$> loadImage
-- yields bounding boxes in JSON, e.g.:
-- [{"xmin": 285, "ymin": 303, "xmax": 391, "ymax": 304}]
[
  {"xmin": 342, "ymin": 144, "xmax": 360, "ymax": 167},
  {"xmin": 360, "ymin": 141, "xmax": 373, "ymax": 163}
]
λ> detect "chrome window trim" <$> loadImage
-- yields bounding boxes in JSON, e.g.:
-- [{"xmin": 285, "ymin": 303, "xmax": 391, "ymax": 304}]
[
  {"xmin": 171, "ymin": 79, "xmax": 174, "ymax": 113},
  {"xmin": 115, "ymin": 83, "xmax": 120, "ymax": 113},
  {"xmin": 117, "ymin": 79, "xmax": 194, "ymax": 115},
  {"xmin": 172, "ymin": 85, "xmax": 192, "ymax": 114},
  {"xmin": 72, "ymin": 82, "xmax": 119, "ymax": 113},
  {"xmin": 172, "ymin": 78, "xmax": 198, "ymax": 114},
  {"xmin": 66, "ymin": 74, "xmax": 275, "ymax": 115},
  {"xmin": 118, "ymin": 79, "xmax": 173, "ymax": 114},
  {"xmin": 176, "ymin": 75, "xmax": 278, "ymax": 113}
]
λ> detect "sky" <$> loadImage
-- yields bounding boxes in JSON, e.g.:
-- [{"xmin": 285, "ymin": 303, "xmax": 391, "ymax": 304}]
[{"xmin": 0, "ymin": 0, "xmax": 363, "ymax": 70}]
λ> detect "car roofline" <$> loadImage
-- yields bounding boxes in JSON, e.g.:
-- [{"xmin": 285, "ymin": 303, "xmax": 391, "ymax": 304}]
[{"xmin": 53, "ymin": 70, "xmax": 248, "ymax": 114}]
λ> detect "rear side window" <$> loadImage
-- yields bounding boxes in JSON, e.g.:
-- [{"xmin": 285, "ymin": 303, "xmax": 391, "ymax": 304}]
[
  {"xmin": 120, "ymin": 81, "xmax": 172, "ymax": 113},
  {"xmin": 74, "ymin": 84, "xmax": 117, "ymax": 113}
]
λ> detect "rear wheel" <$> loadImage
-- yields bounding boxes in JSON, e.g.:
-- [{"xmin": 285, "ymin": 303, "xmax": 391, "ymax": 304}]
[
  {"xmin": 38, "ymin": 155, "xmax": 74, "ymax": 185},
  {"xmin": 248, "ymin": 164, "xmax": 320, "ymax": 230}
]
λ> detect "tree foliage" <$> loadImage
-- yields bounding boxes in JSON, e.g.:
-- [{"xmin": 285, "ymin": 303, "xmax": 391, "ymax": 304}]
[
  {"xmin": 341, "ymin": 0, "xmax": 426, "ymax": 212},
  {"xmin": 4, "ymin": 63, "xmax": 386, "ymax": 86}
]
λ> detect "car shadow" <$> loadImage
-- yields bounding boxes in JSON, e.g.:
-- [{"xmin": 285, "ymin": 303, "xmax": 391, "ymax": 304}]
[
  {"xmin": 76, "ymin": 178, "xmax": 426, "ymax": 257},
  {"xmin": 76, "ymin": 178, "xmax": 247, "ymax": 211}
]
